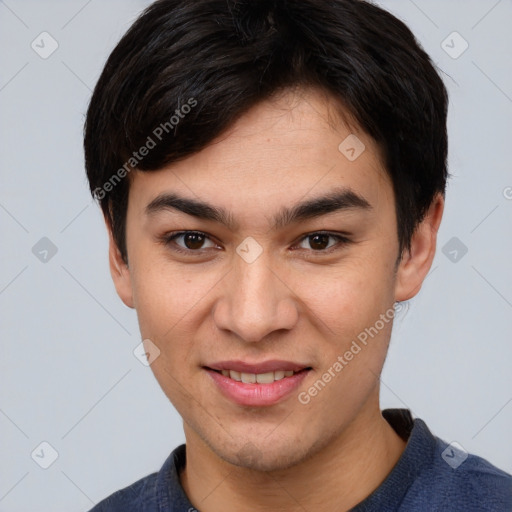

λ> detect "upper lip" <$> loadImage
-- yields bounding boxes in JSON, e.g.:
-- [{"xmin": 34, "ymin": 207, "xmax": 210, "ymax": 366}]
[{"xmin": 205, "ymin": 360, "xmax": 311, "ymax": 374}]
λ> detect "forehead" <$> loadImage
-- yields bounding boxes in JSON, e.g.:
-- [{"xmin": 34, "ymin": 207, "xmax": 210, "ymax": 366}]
[{"xmin": 128, "ymin": 87, "xmax": 393, "ymax": 221}]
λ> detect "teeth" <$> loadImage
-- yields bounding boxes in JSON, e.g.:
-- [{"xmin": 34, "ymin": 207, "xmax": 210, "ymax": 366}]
[
  {"xmin": 229, "ymin": 370, "xmax": 241, "ymax": 381},
  {"xmin": 218, "ymin": 369, "xmax": 301, "ymax": 383},
  {"xmin": 256, "ymin": 372, "xmax": 275, "ymax": 384},
  {"xmin": 241, "ymin": 372, "xmax": 256, "ymax": 383}
]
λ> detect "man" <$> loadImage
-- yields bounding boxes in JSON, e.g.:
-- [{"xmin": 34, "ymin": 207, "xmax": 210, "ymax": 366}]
[{"xmin": 84, "ymin": 0, "xmax": 512, "ymax": 510}]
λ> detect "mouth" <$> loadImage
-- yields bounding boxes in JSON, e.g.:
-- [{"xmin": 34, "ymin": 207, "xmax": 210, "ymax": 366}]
[{"xmin": 203, "ymin": 361, "xmax": 312, "ymax": 406}]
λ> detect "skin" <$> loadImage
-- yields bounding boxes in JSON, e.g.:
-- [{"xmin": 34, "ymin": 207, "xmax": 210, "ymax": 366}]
[{"xmin": 107, "ymin": 87, "xmax": 444, "ymax": 511}]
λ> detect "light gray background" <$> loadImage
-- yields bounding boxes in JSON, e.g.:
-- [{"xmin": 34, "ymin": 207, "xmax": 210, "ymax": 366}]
[{"xmin": 1, "ymin": 0, "xmax": 511, "ymax": 510}]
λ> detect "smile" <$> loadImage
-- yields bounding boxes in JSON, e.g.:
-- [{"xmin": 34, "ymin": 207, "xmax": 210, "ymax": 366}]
[{"xmin": 204, "ymin": 363, "xmax": 312, "ymax": 406}]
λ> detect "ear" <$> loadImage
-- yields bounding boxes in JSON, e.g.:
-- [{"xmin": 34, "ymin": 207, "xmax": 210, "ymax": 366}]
[
  {"xmin": 395, "ymin": 193, "xmax": 444, "ymax": 301},
  {"xmin": 105, "ymin": 216, "xmax": 135, "ymax": 309}
]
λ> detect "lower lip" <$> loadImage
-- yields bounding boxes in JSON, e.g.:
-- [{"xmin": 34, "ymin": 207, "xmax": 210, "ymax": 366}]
[{"xmin": 206, "ymin": 368, "xmax": 311, "ymax": 407}]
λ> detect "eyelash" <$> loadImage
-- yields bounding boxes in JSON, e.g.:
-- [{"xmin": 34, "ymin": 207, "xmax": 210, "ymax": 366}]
[{"xmin": 159, "ymin": 230, "xmax": 352, "ymax": 257}]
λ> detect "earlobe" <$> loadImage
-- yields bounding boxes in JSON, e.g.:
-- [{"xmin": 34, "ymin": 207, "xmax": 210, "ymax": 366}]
[
  {"xmin": 106, "ymin": 220, "xmax": 135, "ymax": 309},
  {"xmin": 394, "ymin": 193, "xmax": 444, "ymax": 302}
]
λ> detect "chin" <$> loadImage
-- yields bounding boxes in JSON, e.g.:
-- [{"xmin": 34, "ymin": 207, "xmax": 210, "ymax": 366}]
[
  {"xmin": 208, "ymin": 434, "xmax": 316, "ymax": 473},
  {"xmin": 233, "ymin": 446, "xmax": 305, "ymax": 472}
]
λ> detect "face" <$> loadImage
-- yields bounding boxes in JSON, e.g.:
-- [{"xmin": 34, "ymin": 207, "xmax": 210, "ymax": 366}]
[{"xmin": 109, "ymin": 88, "xmax": 438, "ymax": 472}]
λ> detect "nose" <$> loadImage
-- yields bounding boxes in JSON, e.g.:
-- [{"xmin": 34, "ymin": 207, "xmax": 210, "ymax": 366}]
[{"xmin": 213, "ymin": 251, "xmax": 299, "ymax": 342}]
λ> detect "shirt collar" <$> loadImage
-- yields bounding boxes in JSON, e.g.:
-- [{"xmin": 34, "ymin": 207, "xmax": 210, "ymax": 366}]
[{"xmin": 154, "ymin": 408, "xmax": 435, "ymax": 511}]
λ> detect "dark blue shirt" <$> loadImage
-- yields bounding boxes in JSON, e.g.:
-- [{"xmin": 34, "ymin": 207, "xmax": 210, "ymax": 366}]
[{"xmin": 89, "ymin": 409, "xmax": 512, "ymax": 511}]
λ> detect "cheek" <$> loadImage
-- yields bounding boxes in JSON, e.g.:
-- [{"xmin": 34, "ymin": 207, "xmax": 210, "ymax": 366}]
[
  {"xmin": 129, "ymin": 245, "xmax": 213, "ymax": 338},
  {"xmin": 295, "ymin": 265, "xmax": 395, "ymax": 425},
  {"xmin": 129, "ymin": 256, "xmax": 210, "ymax": 400},
  {"xmin": 295, "ymin": 255, "xmax": 395, "ymax": 334}
]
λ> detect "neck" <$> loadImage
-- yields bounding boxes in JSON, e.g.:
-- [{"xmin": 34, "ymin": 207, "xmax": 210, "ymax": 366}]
[{"xmin": 180, "ymin": 399, "xmax": 406, "ymax": 512}]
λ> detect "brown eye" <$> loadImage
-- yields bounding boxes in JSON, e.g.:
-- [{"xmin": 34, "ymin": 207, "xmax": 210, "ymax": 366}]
[
  {"xmin": 182, "ymin": 232, "xmax": 206, "ymax": 250},
  {"xmin": 295, "ymin": 232, "xmax": 351, "ymax": 253},
  {"xmin": 308, "ymin": 234, "xmax": 331, "ymax": 251},
  {"xmin": 162, "ymin": 231, "xmax": 218, "ymax": 253}
]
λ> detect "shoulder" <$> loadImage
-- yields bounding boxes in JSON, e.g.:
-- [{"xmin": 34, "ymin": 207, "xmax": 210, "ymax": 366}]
[
  {"xmin": 407, "ymin": 432, "xmax": 512, "ymax": 511},
  {"xmin": 87, "ymin": 444, "xmax": 189, "ymax": 512},
  {"xmin": 381, "ymin": 412, "xmax": 511, "ymax": 511},
  {"xmin": 87, "ymin": 471, "xmax": 158, "ymax": 511}
]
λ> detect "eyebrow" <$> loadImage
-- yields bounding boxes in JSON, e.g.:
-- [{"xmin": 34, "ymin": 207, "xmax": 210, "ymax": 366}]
[
  {"xmin": 145, "ymin": 187, "xmax": 372, "ymax": 231},
  {"xmin": 273, "ymin": 187, "xmax": 372, "ymax": 230}
]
